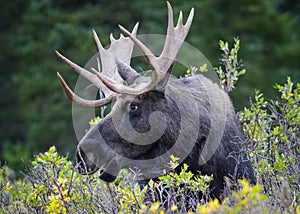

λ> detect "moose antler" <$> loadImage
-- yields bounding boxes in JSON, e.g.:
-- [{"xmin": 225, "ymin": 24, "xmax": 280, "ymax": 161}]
[
  {"xmin": 57, "ymin": 2, "xmax": 194, "ymax": 106},
  {"xmin": 93, "ymin": 1, "xmax": 194, "ymax": 95},
  {"xmin": 56, "ymin": 23, "xmax": 139, "ymax": 107}
]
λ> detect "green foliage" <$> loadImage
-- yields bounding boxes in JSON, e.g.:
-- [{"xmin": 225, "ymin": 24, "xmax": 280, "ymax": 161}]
[
  {"xmin": 0, "ymin": 148, "xmax": 268, "ymax": 213},
  {"xmin": 1, "ymin": 146, "xmax": 115, "ymax": 213},
  {"xmin": 196, "ymin": 179, "xmax": 268, "ymax": 214},
  {"xmin": 159, "ymin": 163, "xmax": 213, "ymax": 196},
  {"xmin": 185, "ymin": 64, "xmax": 209, "ymax": 78},
  {"xmin": 238, "ymin": 77, "xmax": 299, "ymax": 211},
  {"xmin": 215, "ymin": 38, "xmax": 246, "ymax": 93},
  {"xmin": 214, "ymin": 38, "xmax": 299, "ymax": 212}
]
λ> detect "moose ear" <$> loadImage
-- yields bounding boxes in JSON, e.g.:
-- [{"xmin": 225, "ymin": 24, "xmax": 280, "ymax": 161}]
[
  {"xmin": 116, "ymin": 61, "xmax": 140, "ymax": 85},
  {"xmin": 156, "ymin": 61, "xmax": 175, "ymax": 91}
]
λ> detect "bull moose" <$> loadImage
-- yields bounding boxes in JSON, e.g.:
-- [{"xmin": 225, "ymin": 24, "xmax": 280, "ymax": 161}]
[{"xmin": 56, "ymin": 2, "xmax": 256, "ymax": 200}]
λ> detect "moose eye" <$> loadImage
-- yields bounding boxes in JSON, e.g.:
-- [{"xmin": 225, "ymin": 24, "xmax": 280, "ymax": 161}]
[{"xmin": 129, "ymin": 103, "xmax": 139, "ymax": 112}]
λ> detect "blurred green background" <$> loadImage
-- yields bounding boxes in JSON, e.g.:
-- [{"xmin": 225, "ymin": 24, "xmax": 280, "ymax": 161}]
[{"xmin": 0, "ymin": 0, "xmax": 299, "ymax": 172}]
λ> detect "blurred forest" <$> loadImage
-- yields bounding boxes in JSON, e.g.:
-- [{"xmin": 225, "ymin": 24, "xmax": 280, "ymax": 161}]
[{"xmin": 0, "ymin": 0, "xmax": 299, "ymax": 172}]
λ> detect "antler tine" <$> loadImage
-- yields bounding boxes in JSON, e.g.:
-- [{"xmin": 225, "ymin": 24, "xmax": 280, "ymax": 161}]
[
  {"xmin": 56, "ymin": 50, "xmax": 115, "ymax": 107},
  {"xmin": 118, "ymin": 24, "xmax": 159, "ymax": 71},
  {"xmin": 93, "ymin": 30, "xmax": 105, "ymax": 53},
  {"xmin": 158, "ymin": 2, "xmax": 194, "ymax": 71},
  {"xmin": 131, "ymin": 22, "xmax": 139, "ymax": 36},
  {"xmin": 177, "ymin": 11, "xmax": 183, "ymax": 26},
  {"xmin": 110, "ymin": 33, "xmax": 116, "ymax": 42},
  {"xmin": 57, "ymin": 72, "xmax": 114, "ymax": 108},
  {"xmin": 55, "ymin": 50, "xmax": 103, "ymax": 89},
  {"xmin": 167, "ymin": 1, "xmax": 174, "ymax": 28},
  {"xmin": 185, "ymin": 7, "xmax": 194, "ymax": 28}
]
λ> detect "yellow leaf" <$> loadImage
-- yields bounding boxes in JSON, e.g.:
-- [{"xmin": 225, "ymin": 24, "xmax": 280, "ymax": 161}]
[
  {"xmin": 150, "ymin": 203, "xmax": 160, "ymax": 213},
  {"xmin": 249, "ymin": 152, "xmax": 253, "ymax": 158},
  {"xmin": 171, "ymin": 204, "xmax": 177, "ymax": 211}
]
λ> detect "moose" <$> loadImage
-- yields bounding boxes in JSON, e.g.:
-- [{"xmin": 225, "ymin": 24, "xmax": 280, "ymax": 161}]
[{"xmin": 56, "ymin": 2, "xmax": 256, "ymax": 200}]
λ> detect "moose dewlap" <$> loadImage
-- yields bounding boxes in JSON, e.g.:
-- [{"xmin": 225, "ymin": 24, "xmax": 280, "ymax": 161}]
[{"xmin": 56, "ymin": 2, "xmax": 255, "ymax": 199}]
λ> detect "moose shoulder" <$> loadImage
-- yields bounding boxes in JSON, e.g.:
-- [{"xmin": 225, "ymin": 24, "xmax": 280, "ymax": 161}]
[{"xmin": 56, "ymin": 1, "xmax": 255, "ymax": 199}]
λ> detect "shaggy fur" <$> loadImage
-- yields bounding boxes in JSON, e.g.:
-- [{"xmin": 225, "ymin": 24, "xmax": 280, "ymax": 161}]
[{"xmin": 76, "ymin": 71, "xmax": 256, "ymax": 199}]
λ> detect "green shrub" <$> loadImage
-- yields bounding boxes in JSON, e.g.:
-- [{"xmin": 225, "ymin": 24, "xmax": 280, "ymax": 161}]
[
  {"xmin": 0, "ymin": 147, "xmax": 269, "ymax": 213},
  {"xmin": 239, "ymin": 77, "xmax": 300, "ymax": 212}
]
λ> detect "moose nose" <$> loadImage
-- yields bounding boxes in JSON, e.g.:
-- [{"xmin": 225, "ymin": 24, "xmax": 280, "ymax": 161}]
[{"xmin": 76, "ymin": 146, "xmax": 99, "ymax": 175}]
